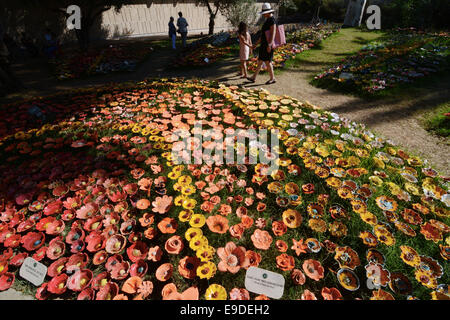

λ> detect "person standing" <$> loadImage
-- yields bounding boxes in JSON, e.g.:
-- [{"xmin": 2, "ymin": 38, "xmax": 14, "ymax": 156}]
[
  {"xmin": 238, "ymin": 22, "xmax": 253, "ymax": 78},
  {"xmin": 169, "ymin": 17, "xmax": 177, "ymax": 50},
  {"xmin": 247, "ymin": 3, "xmax": 277, "ymax": 85},
  {"xmin": 177, "ymin": 12, "xmax": 189, "ymax": 48}
]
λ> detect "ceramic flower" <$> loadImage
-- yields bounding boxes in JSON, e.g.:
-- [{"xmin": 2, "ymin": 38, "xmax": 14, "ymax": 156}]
[
  {"xmin": 251, "ymin": 229, "xmax": 273, "ymax": 250},
  {"xmin": 217, "ymin": 242, "xmax": 249, "ymax": 273},
  {"xmin": 302, "ymin": 259, "xmax": 324, "ymax": 281}
]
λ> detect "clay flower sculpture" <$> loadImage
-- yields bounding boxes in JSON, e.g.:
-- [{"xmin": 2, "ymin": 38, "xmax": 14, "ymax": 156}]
[
  {"xmin": 321, "ymin": 287, "xmax": 343, "ymax": 300},
  {"xmin": 301, "ymin": 289, "xmax": 317, "ymax": 300},
  {"xmin": 229, "ymin": 288, "xmax": 250, "ymax": 300},
  {"xmin": 365, "ymin": 262, "xmax": 391, "ymax": 287},
  {"xmin": 126, "ymin": 241, "xmax": 148, "ymax": 262},
  {"xmin": 334, "ymin": 246, "xmax": 361, "ymax": 270},
  {"xmin": 130, "ymin": 259, "xmax": 148, "ymax": 278},
  {"xmin": 105, "ymin": 234, "xmax": 127, "ymax": 254},
  {"xmin": 290, "ymin": 269, "xmax": 306, "ymax": 285},
  {"xmin": 155, "ymin": 263, "xmax": 173, "ymax": 282},
  {"xmin": 46, "ymin": 237, "xmax": 66, "ymax": 260},
  {"xmin": 148, "ymin": 246, "xmax": 163, "ymax": 262},
  {"xmin": 251, "ymin": 229, "xmax": 273, "ymax": 250},
  {"xmin": 370, "ymin": 288, "xmax": 395, "ymax": 300},
  {"xmin": 0, "ymin": 273, "xmax": 15, "ymax": 291},
  {"xmin": 48, "ymin": 274, "xmax": 68, "ymax": 295},
  {"xmin": 165, "ymin": 235, "xmax": 184, "ymax": 255},
  {"xmin": 205, "ymin": 284, "xmax": 227, "ymax": 300},
  {"xmin": 291, "ymin": 238, "xmax": 308, "ymax": 256},
  {"xmin": 272, "ymin": 221, "xmax": 287, "ymax": 236},
  {"xmin": 152, "ymin": 195, "xmax": 173, "ymax": 214},
  {"xmin": 77, "ymin": 288, "xmax": 95, "ymax": 300},
  {"xmin": 206, "ymin": 215, "xmax": 229, "ymax": 234},
  {"xmin": 282, "ymin": 209, "xmax": 303, "ymax": 228},
  {"xmin": 21, "ymin": 231, "xmax": 45, "ymax": 251},
  {"xmin": 110, "ymin": 260, "xmax": 130, "ymax": 280},
  {"xmin": 93, "ymin": 250, "xmax": 108, "ymax": 265},
  {"xmin": 67, "ymin": 269, "xmax": 93, "ymax": 292},
  {"xmin": 178, "ymin": 256, "xmax": 201, "ymax": 279},
  {"xmin": 302, "ymin": 259, "xmax": 325, "ymax": 281},
  {"xmin": 164, "ymin": 286, "xmax": 199, "ymax": 300},
  {"xmin": 96, "ymin": 282, "xmax": 119, "ymax": 300},
  {"xmin": 276, "ymin": 254, "xmax": 295, "ymax": 271},
  {"xmin": 217, "ymin": 242, "xmax": 249, "ymax": 273}
]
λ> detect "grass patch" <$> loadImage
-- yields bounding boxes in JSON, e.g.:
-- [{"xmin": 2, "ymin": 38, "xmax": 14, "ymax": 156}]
[
  {"xmin": 422, "ymin": 102, "xmax": 450, "ymax": 137},
  {"xmin": 284, "ymin": 28, "xmax": 385, "ymax": 76}
]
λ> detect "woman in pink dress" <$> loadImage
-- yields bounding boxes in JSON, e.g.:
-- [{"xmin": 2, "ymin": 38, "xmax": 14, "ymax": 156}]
[{"xmin": 238, "ymin": 22, "xmax": 253, "ymax": 78}]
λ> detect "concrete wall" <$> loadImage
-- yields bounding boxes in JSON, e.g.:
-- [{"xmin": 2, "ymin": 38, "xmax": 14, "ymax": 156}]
[{"xmin": 101, "ymin": 0, "xmax": 277, "ymax": 39}]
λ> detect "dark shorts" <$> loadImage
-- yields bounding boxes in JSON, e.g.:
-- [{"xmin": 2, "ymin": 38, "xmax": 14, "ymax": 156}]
[{"xmin": 259, "ymin": 44, "xmax": 274, "ymax": 62}]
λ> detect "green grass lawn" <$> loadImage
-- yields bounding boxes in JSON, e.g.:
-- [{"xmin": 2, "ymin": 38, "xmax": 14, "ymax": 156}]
[
  {"xmin": 422, "ymin": 102, "xmax": 450, "ymax": 137},
  {"xmin": 284, "ymin": 27, "xmax": 386, "ymax": 77}
]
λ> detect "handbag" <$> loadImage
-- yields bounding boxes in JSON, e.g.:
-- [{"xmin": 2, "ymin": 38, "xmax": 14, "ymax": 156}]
[{"xmin": 265, "ymin": 24, "xmax": 286, "ymax": 49}]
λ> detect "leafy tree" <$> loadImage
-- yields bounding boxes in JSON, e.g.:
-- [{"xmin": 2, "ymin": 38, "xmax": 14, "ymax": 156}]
[
  {"xmin": 221, "ymin": 0, "xmax": 259, "ymax": 29},
  {"xmin": 20, "ymin": 0, "xmax": 126, "ymax": 49},
  {"xmin": 195, "ymin": 0, "xmax": 241, "ymax": 35}
]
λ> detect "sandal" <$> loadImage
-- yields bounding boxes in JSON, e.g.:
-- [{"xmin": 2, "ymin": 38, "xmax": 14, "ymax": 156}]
[
  {"xmin": 265, "ymin": 79, "xmax": 277, "ymax": 85},
  {"xmin": 246, "ymin": 77, "xmax": 256, "ymax": 83}
]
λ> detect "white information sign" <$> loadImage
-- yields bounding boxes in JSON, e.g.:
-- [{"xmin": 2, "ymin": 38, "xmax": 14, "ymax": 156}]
[
  {"xmin": 245, "ymin": 267, "xmax": 285, "ymax": 299},
  {"xmin": 19, "ymin": 257, "xmax": 47, "ymax": 286}
]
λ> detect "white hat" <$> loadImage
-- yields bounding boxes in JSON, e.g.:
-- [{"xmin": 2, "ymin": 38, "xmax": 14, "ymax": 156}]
[{"xmin": 260, "ymin": 3, "xmax": 275, "ymax": 14}]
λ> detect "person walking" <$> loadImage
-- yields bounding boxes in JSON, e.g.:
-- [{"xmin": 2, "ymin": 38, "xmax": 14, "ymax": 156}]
[
  {"xmin": 169, "ymin": 17, "xmax": 177, "ymax": 50},
  {"xmin": 238, "ymin": 22, "xmax": 253, "ymax": 78},
  {"xmin": 177, "ymin": 12, "xmax": 189, "ymax": 48},
  {"xmin": 247, "ymin": 3, "xmax": 277, "ymax": 85}
]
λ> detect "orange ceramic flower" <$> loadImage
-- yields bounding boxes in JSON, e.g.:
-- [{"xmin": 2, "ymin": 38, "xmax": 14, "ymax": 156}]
[
  {"xmin": 155, "ymin": 263, "xmax": 173, "ymax": 282},
  {"xmin": 291, "ymin": 269, "xmax": 306, "ymax": 285},
  {"xmin": 178, "ymin": 256, "xmax": 200, "ymax": 279},
  {"xmin": 152, "ymin": 195, "xmax": 173, "ymax": 214},
  {"xmin": 303, "ymin": 259, "xmax": 324, "ymax": 281},
  {"xmin": 291, "ymin": 238, "xmax": 308, "ymax": 256},
  {"xmin": 165, "ymin": 235, "xmax": 184, "ymax": 255},
  {"xmin": 276, "ymin": 253, "xmax": 295, "ymax": 271},
  {"xmin": 148, "ymin": 246, "xmax": 163, "ymax": 262},
  {"xmin": 370, "ymin": 288, "xmax": 395, "ymax": 300},
  {"xmin": 138, "ymin": 213, "xmax": 154, "ymax": 227},
  {"xmin": 241, "ymin": 215, "xmax": 254, "ymax": 229},
  {"xmin": 217, "ymin": 242, "xmax": 249, "ymax": 273},
  {"xmin": 334, "ymin": 246, "xmax": 361, "ymax": 270},
  {"xmin": 136, "ymin": 199, "xmax": 150, "ymax": 210},
  {"xmin": 272, "ymin": 220, "xmax": 287, "ymax": 236},
  {"xmin": 321, "ymin": 287, "xmax": 343, "ymax": 300},
  {"xmin": 122, "ymin": 276, "xmax": 143, "ymax": 294},
  {"xmin": 251, "ymin": 229, "xmax": 273, "ymax": 250},
  {"xmin": 157, "ymin": 217, "xmax": 178, "ymax": 234},
  {"xmin": 206, "ymin": 215, "xmax": 229, "ymax": 234},
  {"xmin": 301, "ymin": 289, "xmax": 317, "ymax": 300},
  {"xmin": 276, "ymin": 240, "xmax": 288, "ymax": 252},
  {"xmin": 245, "ymin": 250, "xmax": 261, "ymax": 268}
]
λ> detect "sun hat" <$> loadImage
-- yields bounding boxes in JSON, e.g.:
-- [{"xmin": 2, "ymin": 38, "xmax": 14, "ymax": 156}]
[{"xmin": 260, "ymin": 3, "xmax": 275, "ymax": 15}]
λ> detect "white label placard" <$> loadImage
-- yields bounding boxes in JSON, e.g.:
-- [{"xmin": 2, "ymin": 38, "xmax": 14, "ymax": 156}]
[
  {"xmin": 245, "ymin": 267, "xmax": 285, "ymax": 299},
  {"xmin": 19, "ymin": 257, "xmax": 47, "ymax": 286}
]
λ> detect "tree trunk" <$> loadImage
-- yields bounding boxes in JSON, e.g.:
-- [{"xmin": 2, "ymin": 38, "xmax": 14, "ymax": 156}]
[{"xmin": 209, "ymin": 14, "xmax": 215, "ymax": 35}]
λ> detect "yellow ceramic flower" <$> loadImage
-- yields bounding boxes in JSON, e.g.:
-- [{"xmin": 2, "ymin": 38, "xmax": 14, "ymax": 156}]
[
  {"xmin": 205, "ymin": 284, "xmax": 227, "ymax": 300},
  {"xmin": 178, "ymin": 210, "xmax": 193, "ymax": 222},
  {"xmin": 185, "ymin": 228, "xmax": 203, "ymax": 241},
  {"xmin": 415, "ymin": 269, "xmax": 437, "ymax": 289},
  {"xmin": 181, "ymin": 185, "xmax": 195, "ymax": 196},
  {"xmin": 197, "ymin": 262, "xmax": 217, "ymax": 280},
  {"xmin": 189, "ymin": 214, "xmax": 206, "ymax": 228},
  {"xmin": 399, "ymin": 246, "xmax": 421, "ymax": 267},
  {"xmin": 196, "ymin": 245, "xmax": 216, "ymax": 262},
  {"xmin": 369, "ymin": 176, "xmax": 383, "ymax": 187},
  {"xmin": 372, "ymin": 157, "xmax": 385, "ymax": 169},
  {"xmin": 386, "ymin": 182, "xmax": 401, "ymax": 195},
  {"xmin": 182, "ymin": 198, "xmax": 197, "ymax": 210},
  {"xmin": 282, "ymin": 209, "xmax": 303, "ymax": 228},
  {"xmin": 168, "ymin": 171, "xmax": 181, "ymax": 180},
  {"xmin": 189, "ymin": 235, "xmax": 208, "ymax": 251}
]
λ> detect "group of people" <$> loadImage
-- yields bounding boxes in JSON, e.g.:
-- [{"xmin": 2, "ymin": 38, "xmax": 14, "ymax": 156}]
[
  {"xmin": 168, "ymin": 12, "xmax": 189, "ymax": 50},
  {"xmin": 168, "ymin": 3, "xmax": 278, "ymax": 85},
  {"xmin": 239, "ymin": 3, "xmax": 278, "ymax": 85}
]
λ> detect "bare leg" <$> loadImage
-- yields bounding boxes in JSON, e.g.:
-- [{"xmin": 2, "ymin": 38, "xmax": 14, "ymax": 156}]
[
  {"xmin": 250, "ymin": 60, "xmax": 264, "ymax": 81},
  {"xmin": 243, "ymin": 61, "xmax": 248, "ymax": 78},
  {"xmin": 267, "ymin": 61, "xmax": 275, "ymax": 81}
]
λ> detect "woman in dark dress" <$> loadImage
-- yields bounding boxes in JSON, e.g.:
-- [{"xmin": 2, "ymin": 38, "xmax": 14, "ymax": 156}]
[{"xmin": 247, "ymin": 3, "xmax": 277, "ymax": 84}]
